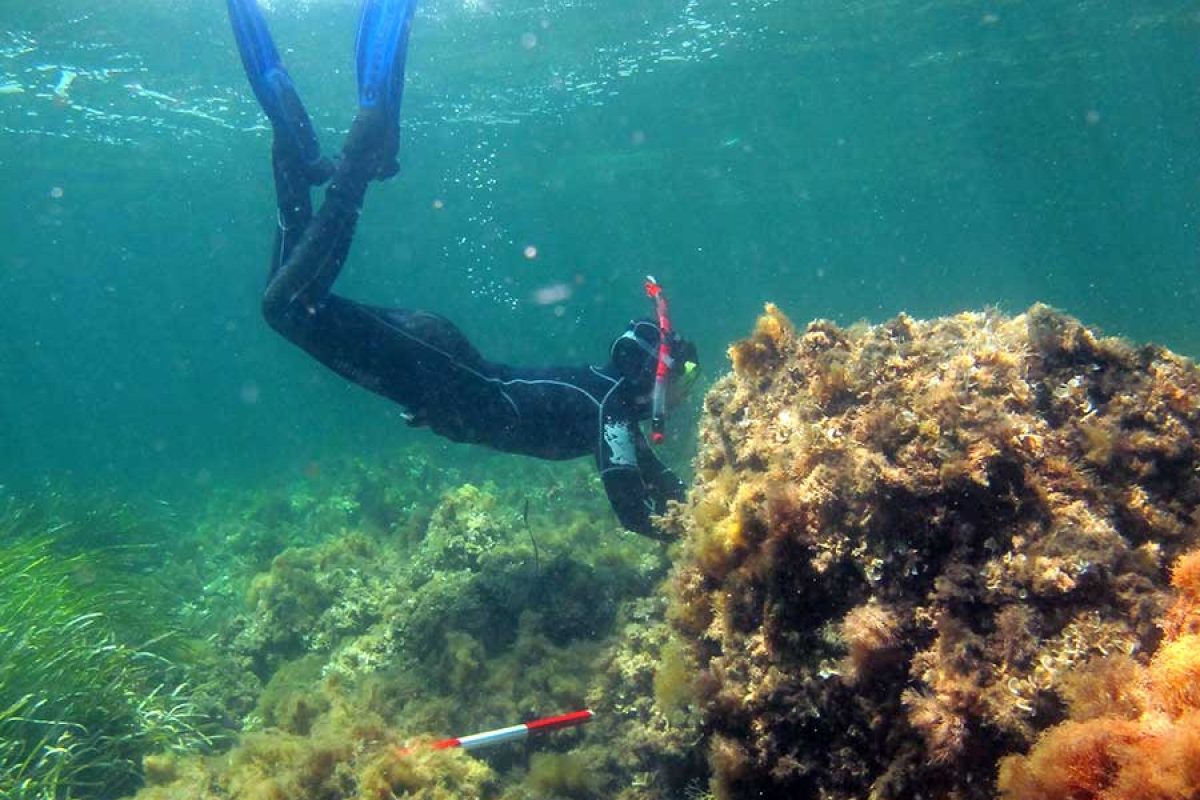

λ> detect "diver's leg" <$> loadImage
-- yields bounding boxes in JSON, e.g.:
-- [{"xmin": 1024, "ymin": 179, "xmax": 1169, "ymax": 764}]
[
  {"xmin": 226, "ymin": 0, "xmax": 467, "ymax": 424},
  {"xmin": 261, "ymin": 155, "xmax": 370, "ymax": 324},
  {"xmin": 267, "ymin": 138, "xmax": 318, "ymax": 279},
  {"xmin": 261, "ymin": 0, "xmax": 418, "ymax": 316},
  {"xmin": 238, "ymin": 0, "xmax": 511, "ymax": 443},
  {"xmin": 227, "ymin": 0, "xmax": 336, "ymax": 280}
]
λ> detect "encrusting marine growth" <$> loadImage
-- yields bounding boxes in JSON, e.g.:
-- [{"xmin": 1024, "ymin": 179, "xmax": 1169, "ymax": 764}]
[{"xmin": 663, "ymin": 303, "xmax": 1200, "ymax": 798}]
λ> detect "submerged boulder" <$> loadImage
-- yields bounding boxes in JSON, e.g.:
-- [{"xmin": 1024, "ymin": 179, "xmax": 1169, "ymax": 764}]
[{"xmin": 665, "ymin": 303, "xmax": 1200, "ymax": 799}]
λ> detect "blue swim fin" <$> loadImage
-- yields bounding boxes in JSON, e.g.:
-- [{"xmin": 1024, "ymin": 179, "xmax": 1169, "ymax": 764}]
[
  {"xmin": 227, "ymin": 0, "xmax": 324, "ymax": 171},
  {"xmin": 355, "ymin": 0, "xmax": 418, "ymax": 115}
]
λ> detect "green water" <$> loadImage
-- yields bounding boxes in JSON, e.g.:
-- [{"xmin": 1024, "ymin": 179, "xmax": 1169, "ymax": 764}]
[{"xmin": 1, "ymin": 0, "xmax": 1197, "ymax": 497}]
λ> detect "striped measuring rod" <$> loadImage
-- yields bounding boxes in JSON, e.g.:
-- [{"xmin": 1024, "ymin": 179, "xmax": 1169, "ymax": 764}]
[{"xmin": 408, "ymin": 709, "xmax": 595, "ymax": 754}]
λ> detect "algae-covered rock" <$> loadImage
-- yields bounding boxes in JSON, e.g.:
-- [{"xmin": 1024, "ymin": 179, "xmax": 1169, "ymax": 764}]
[
  {"xmin": 410, "ymin": 483, "xmax": 514, "ymax": 578},
  {"xmin": 231, "ymin": 480, "xmax": 643, "ymax": 689},
  {"xmin": 134, "ymin": 719, "xmax": 495, "ymax": 800},
  {"xmin": 228, "ymin": 532, "xmax": 393, "ymax": 677},
  {"xmin": 581, "ymin": 596, "xmax": 707, "ymax": 800},
  {"xmin": 666, "ymin": 303, "xmax": 1200, "ymax": 798},
  {"xmin": 127, "ymin": 459, "xmax": 676, "ymax": 800}
]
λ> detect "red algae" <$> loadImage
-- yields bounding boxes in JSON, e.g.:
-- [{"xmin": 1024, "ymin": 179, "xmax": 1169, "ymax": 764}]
[{"xmin": 997, "ymin": 550, "xmax": 1200, "ymax": 800}]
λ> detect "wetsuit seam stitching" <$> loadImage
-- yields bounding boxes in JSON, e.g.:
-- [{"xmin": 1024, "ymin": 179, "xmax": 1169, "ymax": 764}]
[
  {"xmin": 495, "ymin": 377, "xmax": 603, "ymax": 407},
  {"xmin": 589, "ymin": 366, "xmax": 618, "ymax": 385}
]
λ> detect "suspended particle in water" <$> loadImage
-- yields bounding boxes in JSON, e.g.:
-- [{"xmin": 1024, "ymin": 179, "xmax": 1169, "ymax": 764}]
[
  {"xmin": 521, "ymin": 32, "xmax": 538, "ymax": 50},
  {"xmin": 432, "ymin": 198, "xmax": 444, "ymax": 209},
  {"xmin": 49, "ymin": 186, "xmax": 64, "ymax": 199},
  {"xmin": 631, "ymin": 130, "xmax": 646, "ymax": 146},
  {"xmin": 523, "ymin": 244, "xmax": 539, "ymax": 260},
  {"xmin": 533, "ymin": 282, "xmax": 572, "ymax": 305},
  {"xmin": 240, "ymin": 382, "xmax": 260, "ymax": 405},
  {"xmin": 1085, "ymin": 109, "xmax": 1101, "ymax": 125}
]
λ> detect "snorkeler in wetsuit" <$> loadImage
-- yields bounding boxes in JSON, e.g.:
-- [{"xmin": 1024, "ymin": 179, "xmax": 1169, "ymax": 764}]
[{"xmin": 226, "ymin": 0, "xmax": 699, "ymax": 539}]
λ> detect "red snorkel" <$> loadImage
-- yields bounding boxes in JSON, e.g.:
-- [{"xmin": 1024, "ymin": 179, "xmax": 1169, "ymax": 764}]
[{"xmin": 644, "ymin": 275, "xmax": 672, "ymax": 444}]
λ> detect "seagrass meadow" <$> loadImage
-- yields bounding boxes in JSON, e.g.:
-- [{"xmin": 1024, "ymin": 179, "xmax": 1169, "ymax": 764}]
[{"xmin": 1, "ymin": 0, "xmax": 1197, "ymax": 798}]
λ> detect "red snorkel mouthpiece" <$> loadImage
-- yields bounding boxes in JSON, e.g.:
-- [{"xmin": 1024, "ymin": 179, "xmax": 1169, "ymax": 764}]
[{"xmin": 644, "ymin": 275, "xmax": 672, "ymax": 444}]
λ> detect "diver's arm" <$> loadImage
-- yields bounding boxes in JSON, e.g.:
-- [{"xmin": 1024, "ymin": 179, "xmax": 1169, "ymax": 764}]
[
  {"xmin": 635, "ymin": 433, "xmax": 686, "ymax": 505},
  {"xmin": 602, "ymin": 467, "xmax": 670, "ymax": 541},
  {"xmin": 597, "ymin": 414, "xmax": 674, "ymax": 541}
]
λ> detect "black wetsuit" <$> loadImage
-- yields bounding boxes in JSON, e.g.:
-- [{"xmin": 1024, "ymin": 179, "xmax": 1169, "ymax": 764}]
[{"xmin": 259, "ymin": 127, "xmax": 684, "ymax": 539}]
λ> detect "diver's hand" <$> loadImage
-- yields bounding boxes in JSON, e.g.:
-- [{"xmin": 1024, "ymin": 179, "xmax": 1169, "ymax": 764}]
[{"xmin": 647, "ymin": 466, "xmax": 686, "ymax": 508}]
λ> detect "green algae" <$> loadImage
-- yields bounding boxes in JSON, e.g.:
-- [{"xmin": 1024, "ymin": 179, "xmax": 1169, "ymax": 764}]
[
  {"xmin": 525, "ymin": 751, "xmax": 602, "ymax": 796},
  {"xmin": 652, "ymin": 637, "xmax": 696, "ymax": 725}
]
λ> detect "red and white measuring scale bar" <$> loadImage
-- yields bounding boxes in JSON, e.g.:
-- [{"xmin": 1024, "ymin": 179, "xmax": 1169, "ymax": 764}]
[{"xmin": 414, "ymin": 709, "xmax": 594, "ymax": 753}]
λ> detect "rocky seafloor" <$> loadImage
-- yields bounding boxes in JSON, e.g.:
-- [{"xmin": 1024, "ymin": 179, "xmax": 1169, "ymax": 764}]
[{"xmin": 8, "ymin": 303, "xmax": 1200, "ymax": 800}]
